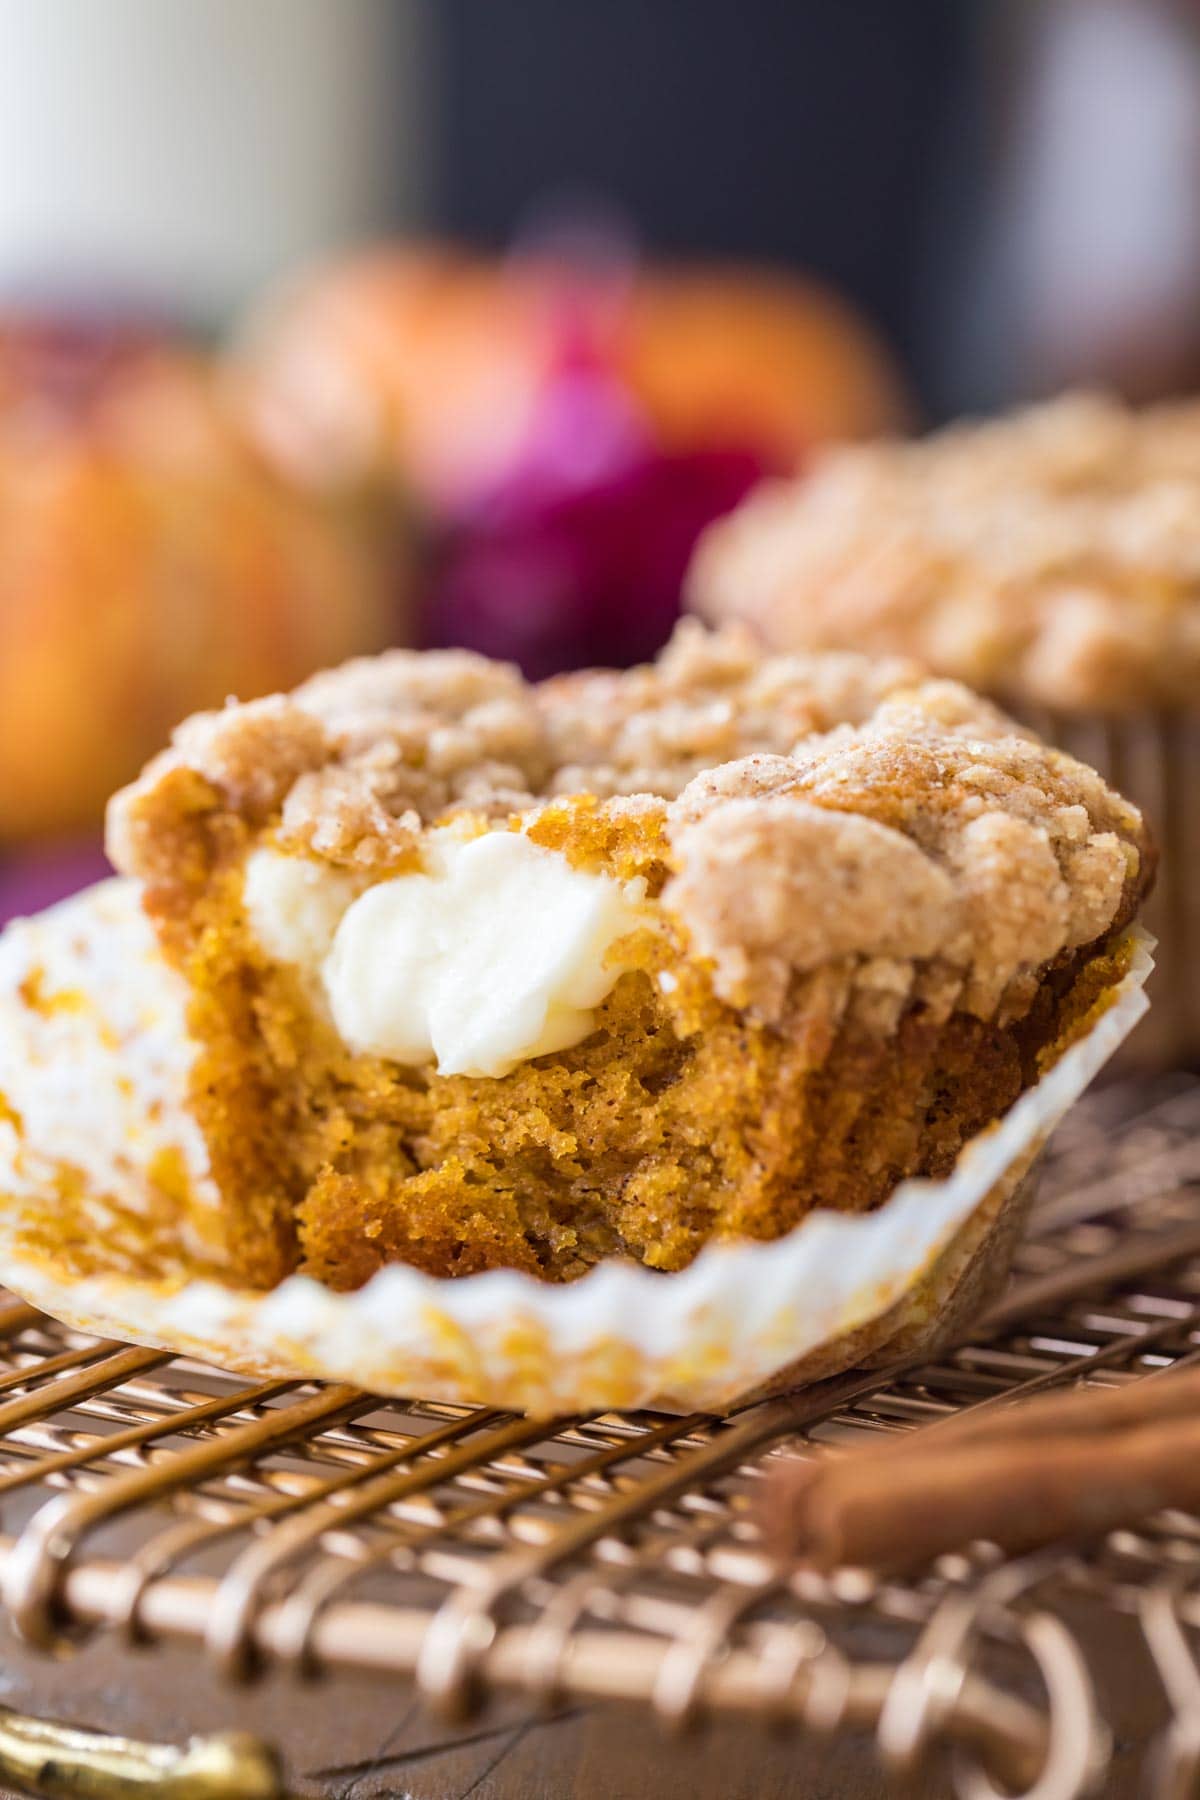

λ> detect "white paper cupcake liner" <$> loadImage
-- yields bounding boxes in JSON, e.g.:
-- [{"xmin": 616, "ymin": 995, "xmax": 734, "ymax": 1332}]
[{"xmin": 0, "ymin": 882, "xmax": 1153, "ymax": 1415}]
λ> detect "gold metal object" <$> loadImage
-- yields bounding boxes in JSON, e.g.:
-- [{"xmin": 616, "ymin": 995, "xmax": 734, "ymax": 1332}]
[
  {"xmin": 0, "ymin": 1073, "xmax": 1197, "ymax": 1796},
  {"xmin": 0, "ymin": 1713, "xmax": 281, "ymax": 1800}
]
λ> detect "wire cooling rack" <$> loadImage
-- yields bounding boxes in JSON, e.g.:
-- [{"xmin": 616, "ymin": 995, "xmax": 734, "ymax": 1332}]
[{"xmin": 1, "ymin": 1075, "xmax": 1200, "ymax": 1798}]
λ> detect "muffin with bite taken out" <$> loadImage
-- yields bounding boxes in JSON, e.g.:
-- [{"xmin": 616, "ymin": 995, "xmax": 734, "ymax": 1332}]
[{"xmin": 102, "ymin": 622, "xmax": 1151, "ymax": 1291}]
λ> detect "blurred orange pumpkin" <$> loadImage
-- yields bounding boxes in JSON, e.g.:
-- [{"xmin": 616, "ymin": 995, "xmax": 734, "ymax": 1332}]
[
  {"xmin": 0, "ymin": 323, "xmax": 396, "ymax": 840},
  {"xmin": 237, "ymin": 243, "xmax": 905, "ymax": 508},
  {"xmin": 619, "ymin": 267, "xmax": 907, "ymax": 460}
]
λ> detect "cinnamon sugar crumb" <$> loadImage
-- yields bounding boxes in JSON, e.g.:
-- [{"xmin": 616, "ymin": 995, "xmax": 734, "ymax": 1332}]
[{"xmin": 109, "ymin": 623, "xmax": 1150, "ymax": 1022}]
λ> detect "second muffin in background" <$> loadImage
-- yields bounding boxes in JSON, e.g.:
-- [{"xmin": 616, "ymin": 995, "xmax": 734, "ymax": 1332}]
[
  {"xmin": 688, "ymin": 392, "xmax": 1199, "ymax": 1064},
  {"xmin": 104, "ymin": 622, "xmax": 1151, "ymax": 1292}
]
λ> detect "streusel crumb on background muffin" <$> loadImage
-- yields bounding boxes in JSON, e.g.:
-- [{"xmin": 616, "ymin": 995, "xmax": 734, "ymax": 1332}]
[
  {"xmin": 688, "ymin": 392, "xmax": 1200, "ymax": 713},
  {"xmin": 689, "ymin": 392, "xmax": 1197, "ymax": 1061}
]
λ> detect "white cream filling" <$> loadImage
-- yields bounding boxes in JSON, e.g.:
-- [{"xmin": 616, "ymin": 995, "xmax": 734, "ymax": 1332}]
[
  {"xmin": 244, "ymin": 832, "xmax": 647, "ymax": 1079},
  {"xmin": 243, "ymin": 851, "xmax": 364, "ymax": 967}
]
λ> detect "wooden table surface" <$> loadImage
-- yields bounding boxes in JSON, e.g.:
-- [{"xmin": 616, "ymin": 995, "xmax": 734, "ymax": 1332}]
[
  {"xmin": 0, "ymin": 1625, "xmax": 892, "ymax": 1799},
  {"xmin": 0, "ymin": 1597, "xmax": 1163, "ymax": 1800}
]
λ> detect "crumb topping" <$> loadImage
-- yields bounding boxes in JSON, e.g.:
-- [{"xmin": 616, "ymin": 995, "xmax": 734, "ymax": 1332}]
[
  {"xmin": 666, "ymin": 684, "xmax": 1141, "ymax": 1020},
  {"xmin": 108, "ymin": 623, "xmax": 924, "ymax": 873},
  {"xmin": 688, "ymin": 391, "xmax": 1200, "ymax": 712},
  {"xmin": 108, "ymin": 622, "xmax": 1150, "ymax": 1027}
]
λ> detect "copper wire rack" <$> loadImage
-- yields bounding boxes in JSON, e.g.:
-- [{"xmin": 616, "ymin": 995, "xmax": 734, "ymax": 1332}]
[{"xmin": 2, "ymin": 1075, "xmax": 1200, "ymax": 1797}]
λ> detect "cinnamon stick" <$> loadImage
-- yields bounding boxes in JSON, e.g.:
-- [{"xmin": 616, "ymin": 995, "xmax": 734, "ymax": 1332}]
[
  {"xmin": 763, "ymin": 1366, "xmax": 1200, "ymax": 1572},
  {"xmin": 904, "ymin": 1362, "xmax": 1200, "ymax": 1448}
]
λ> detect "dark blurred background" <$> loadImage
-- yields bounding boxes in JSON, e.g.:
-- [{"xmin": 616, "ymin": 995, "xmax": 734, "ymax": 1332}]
[
  {"xmin": 10, "ymin": 1, "xmax": 1200, "ymax": 412},
  {"xmin": 433, "ymin": 0, "xmax": 1200, "ymax": 416},
  {"xmin": 434, "ymin": 0, "xmax": 974, "ymax": 416}
]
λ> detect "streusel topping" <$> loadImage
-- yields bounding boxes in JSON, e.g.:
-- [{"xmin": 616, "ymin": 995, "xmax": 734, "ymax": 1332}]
[
  {"xmin": 108, "ymin": 623, "xmax": 925, "ymax": 873},
  {"xmin": 688, "ymin": 391, "xmax": 1200, "ymax": 713},
  {"xmin": 108, "ymin": 623, "xmax": 1149, "ymax": 1027}
]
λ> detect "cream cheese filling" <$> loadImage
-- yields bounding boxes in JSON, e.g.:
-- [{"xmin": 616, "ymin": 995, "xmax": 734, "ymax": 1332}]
[{"xmin": 244, "ymin": 831, "xmax": 647, "ymax": 1079}]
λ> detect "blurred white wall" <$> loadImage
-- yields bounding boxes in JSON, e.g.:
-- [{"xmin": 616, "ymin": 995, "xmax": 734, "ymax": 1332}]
[
  {"xmin": 0, "ymin": 0, "xmax": 429, "ymax": 322},
  {"xmin": 942, "ymin": 0, "xmax": 1200, "ymax": 410},
  {"xmin": 1012, "ymin": 0, "xmax": 1200, "ymax": 393}
]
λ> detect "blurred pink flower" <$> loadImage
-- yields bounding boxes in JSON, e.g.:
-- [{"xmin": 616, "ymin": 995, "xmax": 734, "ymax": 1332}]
[
  {"xmin": 424, "ymin": 349, "xmax": 773, "ymax": 677},
  {"xmin": 0, "ymin": 840, "xmax": 111, "ymax": 925}
]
